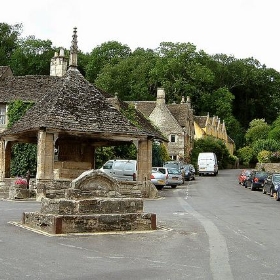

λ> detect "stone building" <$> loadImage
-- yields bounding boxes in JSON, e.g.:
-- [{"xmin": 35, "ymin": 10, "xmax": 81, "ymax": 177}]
[
  {"xmin": 129, "ymin": 88, "xmax": 194, "ymax": 162},
  {"xmin": 194, "ymin": 113, "xmax": 235, "ymax": 155},
  {"xmin": 0, "ymin": 28, "xmax": 166, "ymax": 196}
]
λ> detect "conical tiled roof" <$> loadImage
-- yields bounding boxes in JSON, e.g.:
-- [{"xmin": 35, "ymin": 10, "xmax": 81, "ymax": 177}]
[{"xmin": 1, "ymin": 68, "xmax": 146, "ymax": 139}]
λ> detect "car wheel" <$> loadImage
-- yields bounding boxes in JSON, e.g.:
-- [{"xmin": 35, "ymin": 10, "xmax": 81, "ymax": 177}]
[
  {"xmin": 156, "ymin": 186, "xmax": 164, "ymax": 190},
  {"xmin": 262, "ymin": 187, "xmax": 266, "ymax": 194},
  {"xmin": 276, "ymin": 191, "xmax": 280, "ymax": 201},
  {"xmin": 171, "ymin": 185, "xmax": 177, "ymax": 189}
]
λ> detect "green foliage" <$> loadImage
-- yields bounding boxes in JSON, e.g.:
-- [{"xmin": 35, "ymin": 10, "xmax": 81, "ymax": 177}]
[
  {"xmin": 191, "ymin": 137, "xmax": 232, "ymax": 169},
  {"xmin": 7, "ymin": 100, "xmax": 37, "ymax": 177},
  {"xmin": 252, "ymin": 138, "xmax": 280, "ymax": 155},
  {"xmin": 257, "ymin": 150, "xmax": 271, "ymax": 163},
  {"xmin": 0, "ymin": 22, "xmax": 22, "ymax": 65},
  {"xmin": 236, "ymin": 146, "xmax": 254, "ymax": 166},
  {"xmin": 10, "ymin": 36, "xmax": 54, "ymax": 75},
  {"xmin": 94, "ymin": 147, "xmax": 115, "ymax": 169},
  {"xmin": 11, "ymin": 143, "xmax": 37, "ymax": 176},
  {"xmin": 86, "ymin": 41, "xmax": 131, "ymax": 83},
  {"xmin": 152, "ymin": 142, "xmax": 170, "ymax": 166},
  {"xmin": 268, "ymin": 115, "xmax": 280, "ymax": 140},
  {"xmin": 245, "ymin": 119, "xmax": 270, "ymax": 145},
  {"xmin": 7, "ymin": 100, "xmax": 33, "ymax": 128}
]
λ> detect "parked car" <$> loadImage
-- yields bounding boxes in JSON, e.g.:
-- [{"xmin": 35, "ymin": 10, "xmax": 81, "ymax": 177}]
[
  {"xmin": 238, "ymin": 169, "xmax": 251, "ymax": 186},
  {"xmin": 275, "ymin": 187, "xmax": 280, "ymax": 201},
  {"xmin": 100, "ymin": 159, "xmax": 137, "ymax": 181},
  {"xmin": 183, "ymin": 164, "xmax": 196, "ymax": 181},
  {"xmin": 262, "ymin": 173, "xmax": 280, "ymax": 197},
  {"xmin": 151, "ymin": 170, "xmax": 167, "ymax": 190},
  {"xmin": 152, "ymin": 167, "xmax": 183, "ymax": 188},
  {"xmin": 246, "ymin": 170, "xmax": 269, "ymax": 191},
  {"xmin": 163, "ymin": 161, "xmax": 185, "ymax": 182}
]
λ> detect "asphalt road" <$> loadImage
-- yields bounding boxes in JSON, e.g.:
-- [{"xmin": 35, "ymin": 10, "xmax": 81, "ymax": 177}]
[{"xmin": 1, "ymin": 169, "xmax": 280, "ymax": 280}]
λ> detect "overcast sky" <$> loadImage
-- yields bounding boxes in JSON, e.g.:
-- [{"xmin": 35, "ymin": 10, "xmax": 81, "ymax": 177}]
[{"xmin": 1, "ymin": 0, "xmax": 280, "ymax": 71}]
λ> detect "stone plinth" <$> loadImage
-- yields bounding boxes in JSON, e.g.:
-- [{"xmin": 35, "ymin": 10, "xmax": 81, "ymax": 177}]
[
  {"xmin": 22, "ymin": 170, "xmax": 156, "ymax": 234},
  {"xmin": 23, "ymin": 212, "xmax": 156, "ymax": 234},
  {"xmin": 9, "ymin": 184, "xmax": 29, "ymax": 199}
]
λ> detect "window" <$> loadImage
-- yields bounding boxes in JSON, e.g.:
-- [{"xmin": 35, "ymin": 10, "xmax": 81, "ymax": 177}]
[
  {"xmin": 0, "ymin": 105, "xmax": 6, "ymax": 125},
  {"xmin": 170, "ymin": 134, "xmax": 176, "ymax": 142}
]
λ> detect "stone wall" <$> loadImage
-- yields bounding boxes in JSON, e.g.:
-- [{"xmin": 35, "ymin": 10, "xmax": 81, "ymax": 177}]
[{"xmin": 255, "ymin": 163, "xmax": 280, "ymax": 173}]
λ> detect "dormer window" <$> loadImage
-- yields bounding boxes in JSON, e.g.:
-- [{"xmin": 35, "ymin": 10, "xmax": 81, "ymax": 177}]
[{"xmin": 170, "ymin": 134, "xmax": 176, "ymax": 142}]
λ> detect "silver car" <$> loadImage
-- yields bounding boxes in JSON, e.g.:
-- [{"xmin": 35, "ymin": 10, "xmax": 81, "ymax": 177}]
[
  {"xmin": 152, "ymin": 167, "xmax": 183, "ymax": 188},
  {"xmin": 151, "ymin": 170, "xmax": 167, "ymax": 190}
]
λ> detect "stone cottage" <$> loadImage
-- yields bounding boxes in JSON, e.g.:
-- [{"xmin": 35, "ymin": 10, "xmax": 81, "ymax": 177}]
[
  {"xmin": 0, "ymin": 28, "xmax": 166, "ymax": 197},
  {"xmin": 129, "ymin": 88, "xmax": 194, "ymax": 162},
  {"xmin": 194, "ymin": 113, "xmax": 235, "ymax": 155}
]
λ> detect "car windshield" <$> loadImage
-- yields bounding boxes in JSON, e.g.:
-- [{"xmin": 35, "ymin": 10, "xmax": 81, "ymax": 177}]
[
  {"xmin": 168, "ymin": 168, "xmax": 180, "ymax": 175},
  {"xmin": 255, "ymin": 171, "xmax": 268, "ymax": 177},
  {"xmin": 273, "ymin": 175, "xmax": 280, "ymax": 182}
]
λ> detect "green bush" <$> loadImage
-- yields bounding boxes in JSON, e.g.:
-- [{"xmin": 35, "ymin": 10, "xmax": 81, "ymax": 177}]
[{"xmin": 257, "ymin": 150, "xmax": 271, "ymax": 163}]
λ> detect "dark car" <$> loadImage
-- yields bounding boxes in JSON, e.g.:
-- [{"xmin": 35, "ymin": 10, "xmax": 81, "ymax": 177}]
[
  {"xmin": 262, "ymin": 173, "xmax": 280, "ymax": 197},
  {"xmin": 246, "ymin": 170, "xmax": 269, "ymax": 191},
  {"xmin": 183, "ymin": 164, "xmax": 196, "ymax": 181}
]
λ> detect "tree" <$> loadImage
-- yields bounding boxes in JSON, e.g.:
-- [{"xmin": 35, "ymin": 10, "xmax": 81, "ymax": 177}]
[
  {"xmin": 10, "ymin": 36, "xmax": 54, "ymax": 75},
  {"xmin": 0, "ymin": 22, "xmax": 22, "ymax": 65},
  {"xmin": 191, "ymin": 137, "xmax": 232, "ymax": 169},
  {"xmin": 245, "ymin": 119, "xmax": 270, "ymax": 145},
  {"xmin": 7, "ymin": 100, "xmax": 37, "ymax": 177},
  {"xmin": 268, "ymin": 115, "xmax": 280, "ymax": 141},
  {"xmin": 86, "ymin": 41, "xmax": 131, "ymax": 83},
  {"xmin": 94, "ymin": 47, "xmax": 158, "ymax": 101}
]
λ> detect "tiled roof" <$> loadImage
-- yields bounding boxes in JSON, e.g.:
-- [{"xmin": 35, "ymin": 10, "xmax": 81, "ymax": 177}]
[
  {"xmin": 194, "ymin": 116, "xmax": 207, "ymax": 128},
  {"xmin": 128, "ymin": 101, "xmax": 156, "ymax": 117},
  {"xmin": 167, "ymin": 103, "xmax": 191, "ymax": 127},
  {"xmin": 0, "ymin": 75, "xmax": 61, "ymax": 102},
  {"xmin": 0, "ymin": 69, "xmax": 147, "ymax": 138},
  {"xmin": 114, "ymin": 99, "xmax": 167, "ymax": 141}
]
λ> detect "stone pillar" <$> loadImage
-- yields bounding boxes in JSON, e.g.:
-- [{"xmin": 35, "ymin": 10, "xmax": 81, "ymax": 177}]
[
  {"xmin": 0, "ymin": 140, "xmax": 5, "ymax": 182},
  {"xmin": 36, "ymin": 130, "xmax": 54, "ymax": 180},
  {"xmin": 137, "ymin": 139, "xmax": 152, "ymax": 182},
  {"xmin": 0, "ymin": 140, "xmax": 11, "ymax": 181}
]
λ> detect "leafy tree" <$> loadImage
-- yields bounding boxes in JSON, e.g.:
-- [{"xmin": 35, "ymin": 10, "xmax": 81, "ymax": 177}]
[
  {"xmin": 10, "ymin": 36, "xmax": 54, "ymax": 75},
  {"xmin": 86, "ymin": 41, "xmax": 131, "ymax": 83},
  {"xmin": 245, "ymin": 119, "xmax": 270, "ymax": 145},
  {"xmin": 268, "ymin": 115, "xmax": 280, "ymax": 140},
  {"xmin": 0, "ymin": 22, "xmax": 22, "ymax": 65},
  {"xmin": 236, "ymin": 146, "xmax": 254, "ymax": 166},
  {"xmin": 7, "ymin": 100, "xmax": 37, "ymax": 177},
  {"xmin": 152, "ymin": 142, "xmax": 170, "ymax": 166},
  {"xmin": 95, "ymin": 47, "xmax": 158, "ymax": 101},
  {"xmin": 252, "ymin": 139, "xmax": 280, "ymax": 155},
  {"xmin": 190, "ymin": 137, "xmax": 232, "ymax": 169},
  {"xmin": 257, "ymin": 150, "xmax": 271, "ymax": 163}
]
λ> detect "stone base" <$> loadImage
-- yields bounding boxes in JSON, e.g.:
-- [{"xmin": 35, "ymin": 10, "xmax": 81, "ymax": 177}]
[
  {"xmin": 9, "ymin": 185, "xmax": 29, "ymax": 199},
  {"xmin": 22, "ymin": 212, "xmax": 157, "ymax": 234}
]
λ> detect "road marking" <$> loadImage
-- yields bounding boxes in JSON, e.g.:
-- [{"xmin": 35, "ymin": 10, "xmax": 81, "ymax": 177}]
[{"xmin": 177, "ymin": 196, "xmax": 234, "ymax": 280}]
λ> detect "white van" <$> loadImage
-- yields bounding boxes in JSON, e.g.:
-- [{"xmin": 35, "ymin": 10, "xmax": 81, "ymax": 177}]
[
  {"xmin": 197, "ymin": 152, "xmax": 218, "ymax": 176},
  {"xmin": 100, "ymin": 159, "xmax": 137, "ymax": 181}
]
